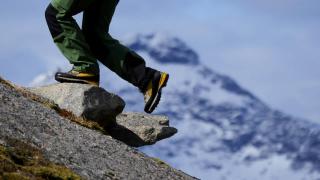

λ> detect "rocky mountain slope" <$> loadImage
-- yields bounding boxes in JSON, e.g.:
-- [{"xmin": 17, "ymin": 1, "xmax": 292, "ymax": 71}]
[
  {"xmin": 0, "ymin": 77, "xmax": 196, "ymax": 179},
  {"xmin": 30, "ymin": 33, "xmax": 320, "ymax": 180}
]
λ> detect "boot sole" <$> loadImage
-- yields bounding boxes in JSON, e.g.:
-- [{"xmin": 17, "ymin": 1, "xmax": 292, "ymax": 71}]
[
  {"xmin": 144, "ymin": 73, "xmax": 169, "ymax": 113},
  {"xmin": 55, "ymin": 76, "xmax": 99, "ymax": 86}
]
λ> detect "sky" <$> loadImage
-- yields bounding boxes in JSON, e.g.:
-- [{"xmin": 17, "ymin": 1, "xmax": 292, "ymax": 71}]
[{"xmin": 0, "ymin": 0, "xmax": 319, "ymax": 122}]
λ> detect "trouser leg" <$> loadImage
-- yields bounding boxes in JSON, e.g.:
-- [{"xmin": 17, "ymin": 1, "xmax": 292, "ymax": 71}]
[
  {"xmin": 82, "ymin": 0, "xmax": 157, "ymax": 91},
  {"xmin": 45, "ymin": 0, "xmax": 99, "ymax": 74}
]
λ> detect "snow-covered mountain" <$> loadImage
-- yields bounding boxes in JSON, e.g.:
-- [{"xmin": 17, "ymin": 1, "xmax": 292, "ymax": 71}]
[{"xmin": 30, "ymin": 33, "xmax": 320, "ymax": 180}]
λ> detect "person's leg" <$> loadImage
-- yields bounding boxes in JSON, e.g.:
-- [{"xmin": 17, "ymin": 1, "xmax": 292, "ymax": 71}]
[
  {"xmin": 45, "ymin": 0, "xmax": 99, "ymax": 75},
  {"xmin": 82, "ymin": 0, "xmax": 169, "ymax": 113},
  {"xmin": 82, "ymin": 0, "xmax": 156, "ymax": 92}
]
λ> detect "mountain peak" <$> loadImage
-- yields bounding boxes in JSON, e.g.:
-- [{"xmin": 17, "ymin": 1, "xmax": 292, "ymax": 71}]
[{"xmin": 126, "ymin": 33, "xmax": 200, "ymax": 65}]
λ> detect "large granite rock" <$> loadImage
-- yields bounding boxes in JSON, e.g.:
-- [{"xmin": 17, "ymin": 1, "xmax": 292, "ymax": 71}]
[
  {"xmin": 30, "ymin": 83, "xmax": 125, "ymax": 123},
  {"xmin": 29, "ymin": 83, "xmax": 177, "ymax": 147},
  {"xmin": 0, "ymin": 78, "xmax": 197, "ymax": 180}
]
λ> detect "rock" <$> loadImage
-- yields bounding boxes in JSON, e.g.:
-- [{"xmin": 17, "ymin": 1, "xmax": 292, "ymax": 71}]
[
  {"xmin": 109, "ymin": 112, "xmax": 178, "ymax": 147},
  {"xmin": 0, "ymin": 78, "xmax": 198, "ymax": 180},
  {"xmin": 29, "ymin": 83, "xmax": 177, "ymax": 147},
  {"xmin": 0, "ymin": 137, "xmax": 82, "ymax": 179},
  {"xmin": 29, "ymin": 83, "xmax": 125, "ymax": 124}
]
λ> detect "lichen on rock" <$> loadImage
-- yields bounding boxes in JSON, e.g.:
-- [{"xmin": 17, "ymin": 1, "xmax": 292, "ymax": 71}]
[{"xmin": 0, "ymin": 137, "xmax": 82, "ymax": 180}]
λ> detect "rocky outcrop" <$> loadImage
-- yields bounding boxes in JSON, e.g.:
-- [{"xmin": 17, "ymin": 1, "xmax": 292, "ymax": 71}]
[
  {"xmin": 0, "ymin": 78, "xmax": 197, "ymax": 179},
  {"xmin": 29, "ymin": 83, "xmax": 177, "ymax": 147}
]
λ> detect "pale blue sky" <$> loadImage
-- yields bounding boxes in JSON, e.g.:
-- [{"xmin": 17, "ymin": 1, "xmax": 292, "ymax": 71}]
[{"xmin": 0, "ymin": 0, "xmax": 319, "ymax": 122}]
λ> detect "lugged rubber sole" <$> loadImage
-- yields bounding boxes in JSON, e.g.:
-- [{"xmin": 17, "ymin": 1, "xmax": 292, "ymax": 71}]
[
  {"xmin": 144, "ymin": 73, "xmax": 169, "ymax": 113},
  {"xmin": 55, "ymin": 76, "xmax": 99, "ymax": 86}
]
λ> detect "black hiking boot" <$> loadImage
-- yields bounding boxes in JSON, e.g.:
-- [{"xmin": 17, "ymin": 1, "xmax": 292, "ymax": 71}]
[
  {"xmin": 143, "ymin": 71, "xmax": 169, "ymax": 114},
  {"xmin": 55, "ymin": 69, "xmax": 100, "ymax": 86}
]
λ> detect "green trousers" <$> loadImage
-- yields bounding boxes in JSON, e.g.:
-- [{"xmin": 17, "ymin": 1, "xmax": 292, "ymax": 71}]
[{"xmin": 45, "ymin": 0, "xmax": 156, "ymax": 91}]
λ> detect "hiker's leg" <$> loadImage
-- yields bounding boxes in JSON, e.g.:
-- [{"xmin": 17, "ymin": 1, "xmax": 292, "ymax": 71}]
[
  {"xmin": 45, "ymin": 0, "xmax": 99, "ymax": 74},
  {"xmin": 82, "ymin": 0, "xmax": 156, "ymax": 91}
]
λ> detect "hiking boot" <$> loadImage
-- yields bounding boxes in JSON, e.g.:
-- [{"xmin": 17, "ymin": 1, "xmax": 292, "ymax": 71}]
[
  {"xmin": 143, "ymin": 71, "xmax": 169, "ymax": 114},
  {"xmin": 55, "ymin": 69, "xmax": 100, "ymax": 86}
]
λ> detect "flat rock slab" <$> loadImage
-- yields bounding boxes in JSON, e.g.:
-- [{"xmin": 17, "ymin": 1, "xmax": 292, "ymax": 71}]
[
  {"xmin": 30, "ymin": 83, "xmax": 125, "ymax": 123},
  {"xmin": 110, "ymin": 112, "xmax": 178, "ymax": 147}
]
